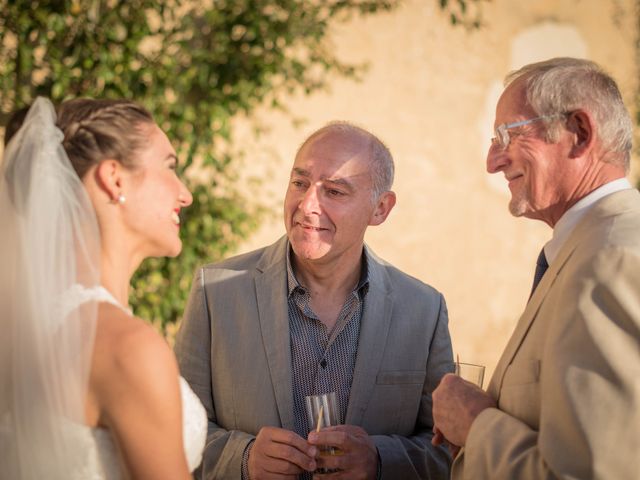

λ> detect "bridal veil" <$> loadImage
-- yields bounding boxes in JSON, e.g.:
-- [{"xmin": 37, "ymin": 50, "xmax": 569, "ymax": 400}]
[{"xmin": 0, "ymin": 98, "xmax": 101, "ymax": 478}]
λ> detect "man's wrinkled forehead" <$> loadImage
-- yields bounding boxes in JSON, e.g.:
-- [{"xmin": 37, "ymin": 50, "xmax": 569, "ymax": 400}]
[
  {"xmin": 290, "ymin": 167, "xmax": 358, "ymax": 191},
  {"xmin": 495, "ymin": 79, "xmax": 535, "ymax": 124},
  {"xmin": 296, "ymin": 129, "xmax": 371, "ymax": 163}
]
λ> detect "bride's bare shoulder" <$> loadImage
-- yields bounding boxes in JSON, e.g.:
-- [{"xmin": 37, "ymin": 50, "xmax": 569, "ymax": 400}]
[
  {"xmin": 88, "ymin": 303, "xmax": 180, "ymax": 424},
  {"xmin": 94, "ymin": 302, "xmax": 169, "ymax": 351}
]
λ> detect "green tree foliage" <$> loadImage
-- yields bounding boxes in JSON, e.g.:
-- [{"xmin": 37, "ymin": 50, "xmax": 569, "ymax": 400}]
[{"xmin": 0, "ymin": 0, "xmax": 482, "ymax": 334}]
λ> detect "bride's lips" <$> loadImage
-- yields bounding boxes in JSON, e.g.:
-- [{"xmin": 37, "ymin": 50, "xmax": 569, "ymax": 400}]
[{"xmin": 171, "ymin": 209, "xmax": 181, "ymax": 226}]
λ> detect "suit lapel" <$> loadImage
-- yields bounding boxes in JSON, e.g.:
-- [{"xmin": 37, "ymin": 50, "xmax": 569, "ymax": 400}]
[
  {"xmin": 487, "ymin": 260, "xmax": 557, "ymax": 398},
  {"xmin": 489, "ymin": 189, "xmax": 640, "ymax": 399},
  {"xmin": 255, "ymin": 237, "xmax": 296, "ymax": 430},
  {"xmin": 489, "ymin": 237, "xmax": 579, "ymax": 398},
  {"xmin": 345, "ymin": 247, "xmax": 393, "ymax": 425}
]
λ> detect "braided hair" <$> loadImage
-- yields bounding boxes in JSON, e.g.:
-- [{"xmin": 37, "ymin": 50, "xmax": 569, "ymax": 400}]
[{"xmin": 56, "ymin": 99, "xmax": 154, "ymax": 178}]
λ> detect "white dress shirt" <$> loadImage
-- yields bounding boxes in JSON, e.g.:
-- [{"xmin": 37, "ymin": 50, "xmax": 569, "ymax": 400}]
[{"xmin": 544, "ymin": 178, "xmax": 633, "ymax": 264}]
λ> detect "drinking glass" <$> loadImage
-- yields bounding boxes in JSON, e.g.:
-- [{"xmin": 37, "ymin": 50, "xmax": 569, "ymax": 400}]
[
  {"xmin": 304, "ymin": 392, "xmax": 342, "ymax": 473},
  {"xmin": 454, "ymin": 362, "xmax": 485, "ymax": 388}
]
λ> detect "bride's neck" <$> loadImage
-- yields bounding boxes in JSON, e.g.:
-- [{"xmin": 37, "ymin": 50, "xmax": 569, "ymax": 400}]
[
  {"xmin": 100, "ymin": 245, "xmax": 140, "ymax": 309},
  {"xmin": 94, "ymin": 210, "xmax": 145, "ymax": 308}
]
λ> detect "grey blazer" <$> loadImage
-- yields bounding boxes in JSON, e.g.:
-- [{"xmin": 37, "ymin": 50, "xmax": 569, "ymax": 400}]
[{"xmin": 175, "ymin": 236, "xmax": 453, "ymax": 479}]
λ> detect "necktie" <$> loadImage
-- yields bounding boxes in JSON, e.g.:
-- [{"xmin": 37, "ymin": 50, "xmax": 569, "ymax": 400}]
[{"xmin": 529, "ymin": 248, "xmax": 548, "ymax": 299}]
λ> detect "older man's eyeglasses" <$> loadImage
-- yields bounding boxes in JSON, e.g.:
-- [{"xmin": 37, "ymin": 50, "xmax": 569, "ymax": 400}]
[{"xmin": 491, "ymin": 114, "xmax": 563, "ymax": 150}]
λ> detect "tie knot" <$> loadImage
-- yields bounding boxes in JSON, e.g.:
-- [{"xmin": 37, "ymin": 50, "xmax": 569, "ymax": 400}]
[{"xmin": 536, "ymin": 249, "xmax": 548, "ymax": 269}]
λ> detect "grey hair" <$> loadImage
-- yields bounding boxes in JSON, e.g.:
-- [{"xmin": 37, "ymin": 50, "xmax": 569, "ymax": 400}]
[
  {"xmin": 505, "ymin": 57, "xmax": 632, "ymax": 171},
  {"xmin": 296, "ymin": 121, "xmax": 395, "ymax": 201}
]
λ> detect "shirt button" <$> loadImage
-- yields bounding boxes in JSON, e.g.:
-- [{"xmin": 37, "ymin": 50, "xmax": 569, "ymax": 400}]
[{"xmin": 320, "ymin": 359, "xmax": 327, "ymax": 368}]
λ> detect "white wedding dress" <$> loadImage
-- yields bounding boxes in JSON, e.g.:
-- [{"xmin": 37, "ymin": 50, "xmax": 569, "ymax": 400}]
[
  {"xmin": 59, "ymin": 375, "xmax": 206, "ymax": 479},
  {"xmin": 0, "ymin": 99, "xmax": 206, "ymax": 479},
  {"xmin": 1, "ymin": 285, "xmax": 208, "ymax": 479}
]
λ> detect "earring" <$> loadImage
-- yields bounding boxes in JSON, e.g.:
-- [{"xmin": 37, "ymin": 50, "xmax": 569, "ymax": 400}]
[{"xmin": 117, "ymin": 194, "xmax": 126, "ymax": 205}]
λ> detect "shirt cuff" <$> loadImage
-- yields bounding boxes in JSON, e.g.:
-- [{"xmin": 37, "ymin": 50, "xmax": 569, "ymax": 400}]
[{"xmin": 241, "ymin": 439, "xmax": 255, "ymax": 480}]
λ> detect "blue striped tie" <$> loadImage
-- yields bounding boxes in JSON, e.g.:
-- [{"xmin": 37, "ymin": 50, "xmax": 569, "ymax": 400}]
[{"xmin": 529, "ymin": 248, "xmax": 548, "ymax": 299}]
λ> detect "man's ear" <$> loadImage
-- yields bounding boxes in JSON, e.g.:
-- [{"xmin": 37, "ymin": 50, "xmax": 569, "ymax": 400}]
[
  {"xmin": 369, "ymin": 191, "xmax": 396, "ymax": 226},
  {"xmin": 93, "ymin": 159, "xmax": 124, "ymax": 203},
  {"xmin": 565, "ymin": 109, "xmax": 594, "ymax": 158}
]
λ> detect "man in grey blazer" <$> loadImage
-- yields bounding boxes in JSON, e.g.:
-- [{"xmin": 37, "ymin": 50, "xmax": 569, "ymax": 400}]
[
  {"xmin": 176, "ymin": 123, "xmax": 453, "ymax": 479},
  {"xmin": 432, "ymin": 57, "xmax": 640, "ymax": 479}
]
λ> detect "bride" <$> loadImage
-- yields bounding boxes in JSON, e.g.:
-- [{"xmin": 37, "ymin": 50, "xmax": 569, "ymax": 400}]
[{"xmin": 0, "ymin": 98, "xmax": 206, "ymax": 479}]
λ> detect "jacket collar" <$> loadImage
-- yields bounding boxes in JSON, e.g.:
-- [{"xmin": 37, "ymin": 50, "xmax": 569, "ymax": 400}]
[{"xmin": 488, "ymin": 189, "xmax": 640, "ymax": 400}]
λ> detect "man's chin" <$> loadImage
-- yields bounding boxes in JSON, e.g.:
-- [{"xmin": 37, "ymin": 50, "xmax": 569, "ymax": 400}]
[
  {"xmin": 290, "ymin": 241, "xmax": 330, "ymax": 262},
  {"xmin": 508, "ymin": 198, "xmax": 528, "ymax": 217}
]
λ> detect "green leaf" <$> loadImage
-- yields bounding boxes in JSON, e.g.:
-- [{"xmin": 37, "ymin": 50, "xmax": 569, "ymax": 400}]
[{"xmin": 0, "ymin": 0, "xmax": 479, "ymax": 332}]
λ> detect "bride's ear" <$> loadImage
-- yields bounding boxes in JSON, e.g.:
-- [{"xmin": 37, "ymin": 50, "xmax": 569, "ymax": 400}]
[{"xmin": 94, "ymin": 159, "xmax": 125, "ymax": 204}]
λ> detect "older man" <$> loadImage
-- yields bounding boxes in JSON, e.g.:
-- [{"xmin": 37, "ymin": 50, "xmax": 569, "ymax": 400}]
[
  {"xmin": 176, "ymin": 123, "xmax": 452, "ymax": 479},
  {"xmin": 432, "ymin": 57, "xmax": 640, "ymax": 479}
]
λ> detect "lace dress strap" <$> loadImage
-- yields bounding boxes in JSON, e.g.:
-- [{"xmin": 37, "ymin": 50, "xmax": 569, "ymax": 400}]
[{"xmin": 60, "ymin": 284, "xmax": 133, "ymax": 318}]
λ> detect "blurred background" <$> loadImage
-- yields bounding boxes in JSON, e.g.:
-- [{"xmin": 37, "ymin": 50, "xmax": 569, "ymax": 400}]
[{"xmin": 1, "ymin": 0, "xmax": 638, "ymax": 378}]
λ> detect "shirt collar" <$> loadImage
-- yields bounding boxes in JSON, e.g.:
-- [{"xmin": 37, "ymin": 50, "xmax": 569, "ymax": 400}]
[
  {"xmin": 544, "ymin": 178, "xmax": 632, "ymax": 264},
  {"xmin": 286, "ymin": 242, "xmax": 370, "ymax": 298}
]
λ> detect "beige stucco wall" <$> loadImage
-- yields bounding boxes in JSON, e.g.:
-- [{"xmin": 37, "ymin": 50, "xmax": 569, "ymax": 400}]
[
  {"xmin": 1, "ymin": 1, "xmax": 635, "ymax": 381},
  {"xmin": 233, "ymin": 0, "xmax": 638, "ymax": 379}
]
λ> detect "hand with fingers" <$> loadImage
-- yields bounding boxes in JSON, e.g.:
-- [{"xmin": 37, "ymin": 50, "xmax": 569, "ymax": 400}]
[
  {"xmin": 248, "ymin": 426, "xmax": 318, "ymax": 479},
  {"xmin": 431, "ymin": 426, "xmax": 461, "ymax": 459},
  {"xmin": 431, "ymin": 373, "xmax": 496, "ymax": 448},
  {"xmin": 307, "ymin": 424, "xmax": 378, "ymax": 480}
]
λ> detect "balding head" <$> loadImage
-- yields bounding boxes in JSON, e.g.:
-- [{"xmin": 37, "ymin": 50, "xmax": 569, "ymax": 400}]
[{"xmin": 296, "ymin": 122, "xmax": 394, "ymax": 202}]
